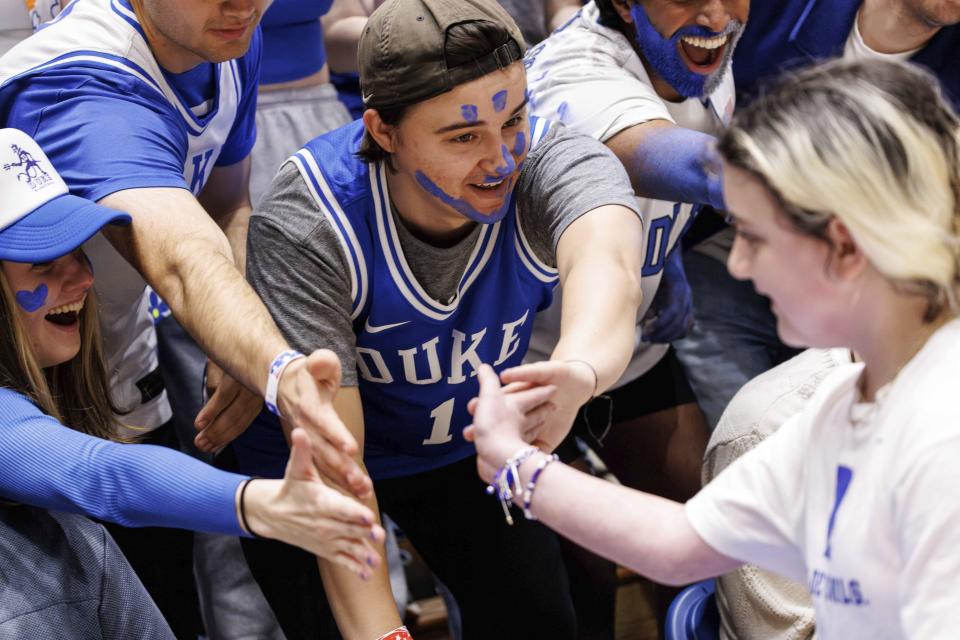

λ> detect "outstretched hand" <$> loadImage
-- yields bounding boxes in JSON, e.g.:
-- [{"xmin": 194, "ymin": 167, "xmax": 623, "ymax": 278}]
[
  {"xmin": 276, "ymin": 350, "xmax": 372, "ymax": 499},
  {"xmin": 492, "ymin": 360, "xmax": 594, "ymax": 452},
  {"xmin": 464, "ymin": 365, "xmax": 555, "ymax": 482},
  {"xmin": 194, "ymin": 361, "xmax": 265, "ymax": 453},
  {"xmin": 243, "ymin": 428, "xmax": 385, "ymax": 580}
]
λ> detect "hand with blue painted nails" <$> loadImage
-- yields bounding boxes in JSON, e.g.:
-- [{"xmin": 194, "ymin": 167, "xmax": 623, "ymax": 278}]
[
  {"xmin": 489, "ymin": 360, "xmax": 594, "ymax": 453},
  {"xmin": 276, "ymin": 349, "xmax": 374, "ymax": 500},
  {"xmin": 194, "ymin": 361, "xmax": 265, "ymax": 454},
  {"xmin": 241, "ymin": 428, "xmax": 385, "ymax": 580},
  {"xmin": 463, "ymin": 365, "xmax": 556, "ymax": 483},
  {"xmin": 641, "ymin": 248, "xmax": 694, "ymax": 344}
]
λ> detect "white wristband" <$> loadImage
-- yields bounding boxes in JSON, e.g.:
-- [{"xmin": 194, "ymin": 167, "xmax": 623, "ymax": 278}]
[{"xmin": 265, "ymin": 350, "xmax": 305, "ymax": 417}]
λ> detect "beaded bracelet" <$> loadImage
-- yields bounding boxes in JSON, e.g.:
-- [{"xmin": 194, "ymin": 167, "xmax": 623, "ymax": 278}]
[
  {"xmin": 264, "ymin": 349, "xmax": 305, "ymax": 417},
  {"xmin": 485, "ymin": 445, "xmax": 538, "ymax": 525},
  {"xmin": 523, "ymin": 453, "xmax": 559, "ymax": 520},
  {"xmin": 375, "ymin": 626, "xmax": 413, "ymax": 640}
]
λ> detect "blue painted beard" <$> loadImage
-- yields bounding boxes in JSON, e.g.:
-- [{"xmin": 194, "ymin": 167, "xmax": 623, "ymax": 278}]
[{"xmin": 629, "ymin": 3, "xmax": 742, "ymax": 99}]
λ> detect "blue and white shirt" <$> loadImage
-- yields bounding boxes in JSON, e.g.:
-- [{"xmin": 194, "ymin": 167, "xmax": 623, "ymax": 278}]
[
  {"xmin": 523, "ymin": 0, "xmax": 734, "ymax": 386},
  {"xmin": 239, "ymin": 118, "xmax": 561, "ymax": 480},
  {"xmin": 0, "ymin": 0, "xmax": 260, "ymax": 429}
]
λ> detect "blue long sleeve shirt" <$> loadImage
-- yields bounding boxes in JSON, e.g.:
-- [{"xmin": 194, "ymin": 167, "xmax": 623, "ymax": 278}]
[{"xmin": 0, "ymin": 387, "xmax": 248, "ymax": 536}]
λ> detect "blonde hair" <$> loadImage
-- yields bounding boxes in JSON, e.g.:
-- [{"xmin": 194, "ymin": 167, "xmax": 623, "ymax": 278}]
[
  {"xmin": 719, "ymin": 58, "xmax": 960, "ymax": 320},
  {"xmin": 0, "ymin": 266, "xmax": 128, "ymax": 442}
]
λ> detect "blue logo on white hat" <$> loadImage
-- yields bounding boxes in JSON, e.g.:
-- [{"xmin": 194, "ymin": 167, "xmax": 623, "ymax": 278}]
[{"xmin": 3, "ymin": 144, "xmax": 53, "ymax": 191}]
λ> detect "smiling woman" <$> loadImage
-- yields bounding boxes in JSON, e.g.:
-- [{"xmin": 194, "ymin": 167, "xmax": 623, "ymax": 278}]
[
  {"xmin": 468, "ymin": 57, "xmax": 960, "ymax": 640},
  {"xmin": 0, "ymin": 128, "xmax": 385, "ymax": 633}
]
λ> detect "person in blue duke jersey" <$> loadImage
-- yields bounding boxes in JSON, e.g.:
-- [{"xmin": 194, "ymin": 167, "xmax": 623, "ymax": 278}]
[
  {"xmin": 0, "ymin": 127, "xmax": 383, "ymax": 638},
  {"xmin": 0, "ymin": 1, "xmax": 373, "ymax": 636},
  {"xmin": 192, "ymin": 0, "xmax": 646, "ymax": 637}
]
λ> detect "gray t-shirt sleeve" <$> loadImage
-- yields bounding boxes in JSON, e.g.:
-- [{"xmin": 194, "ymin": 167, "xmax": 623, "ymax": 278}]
[
  {"xmin": 516, "ymin": 122, "xmax": 639, "ymax": 266},
  {"xmin": 246, "ymin": 162, "xmax": 360, "ymax": 386}
]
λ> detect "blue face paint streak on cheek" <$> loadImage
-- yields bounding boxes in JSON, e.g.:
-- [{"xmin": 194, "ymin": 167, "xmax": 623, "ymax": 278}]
[
  {"xmin": 16, "ymin": 283, "xmax": 48, "ymax": 313},
  {"xmin": 461, "ymin": 104, "xmax": 478, "ymax": 123},
  {"xmin": 494, "ymin": 144, "xmax": 517, "ymax": 176},
  {"xmin": 414, "ymin": 170, "xmax": 514, "ymax": 224},
  {"xmin": 513, "ymin": 131, "xmax": 526, "ymax": 158},
  {"xmin": 492, "ymin": 90, "xmax": 508, "ymax": 112}
]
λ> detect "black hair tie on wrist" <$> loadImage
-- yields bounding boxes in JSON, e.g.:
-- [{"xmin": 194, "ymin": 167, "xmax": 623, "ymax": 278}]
[{"xmin": 239, "ymin": 478, "xmax": 263, "ymax": 538}]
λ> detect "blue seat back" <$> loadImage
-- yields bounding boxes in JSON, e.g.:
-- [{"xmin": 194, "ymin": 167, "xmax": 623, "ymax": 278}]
[{"xmin": 664, "ymin": 579, "xmax": 720, "ymax": 640}]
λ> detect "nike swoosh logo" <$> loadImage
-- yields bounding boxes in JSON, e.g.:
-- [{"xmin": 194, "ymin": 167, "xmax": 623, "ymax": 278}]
[{"xmin": 363, "ymin": 319, "xmax": 410, "ymax": 334}]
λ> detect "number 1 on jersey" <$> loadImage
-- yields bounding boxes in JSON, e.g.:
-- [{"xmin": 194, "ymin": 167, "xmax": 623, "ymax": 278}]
[{"xmin": 423, "ymin": 397, "xmax": 455, "ymax": 445}]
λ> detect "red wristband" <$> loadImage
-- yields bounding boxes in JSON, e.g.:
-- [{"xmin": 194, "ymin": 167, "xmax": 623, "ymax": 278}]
[{"xmin": 375, "ymin": 627, "xmax": 412, "ymax": 640}]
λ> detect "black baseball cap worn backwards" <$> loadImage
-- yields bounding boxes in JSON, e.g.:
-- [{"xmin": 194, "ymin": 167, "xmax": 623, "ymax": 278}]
[{"xmin": 358, "ymin": 0, "xmax": 526, "ymax": 110}]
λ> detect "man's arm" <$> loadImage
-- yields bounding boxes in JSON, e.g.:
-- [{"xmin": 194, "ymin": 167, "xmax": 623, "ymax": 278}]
[
  {"xmin": 98, "ymin": 187, "xmax": 369, "ymax": 496},
  {"xmin": 199, "ymin": 158, "xmax": 253, "ymax": 272},
  {"xmin": 550, "ymin": 204, "xmax": 643, "ymax": 390},
  {"xmin": 605, "ymin": 120, "xmax": 725, "ymax": 209},
  {"xmin": 502, "ymin": 125, "xmax": 644, "ymax": 450},
  {"xmin": 313, "ymin": 388, "xmax": 404, "ymax": 639},
  {"xmin": 502, "ymin": 203, "xmax": 644, "ymax": 451},
  {"xmin": 192, "ymin": 158, "xmax": 267, "ymax": 439},
  {"xmin": 467, "ymin": 365, "xmax": 739, "ymax": 585}
]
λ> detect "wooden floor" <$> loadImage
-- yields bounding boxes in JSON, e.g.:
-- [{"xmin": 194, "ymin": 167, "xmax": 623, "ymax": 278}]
[{"xmin": 405, "ymin": 569, "xmax": 662, "ymax": 640}]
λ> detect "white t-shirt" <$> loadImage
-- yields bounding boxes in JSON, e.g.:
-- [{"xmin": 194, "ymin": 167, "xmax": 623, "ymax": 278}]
[
  {"xmin": 522, "ymin": 1, "xmax": 734, "ymax": 386},
  {"xmin": 687, "ymin": 318, "xmax": 960, "ymax": 639},
  {"xmin": 844, "ymin": 12, "xmax": 920, "ymax": 62},
  {"xmin": 84, "ymin": 233, "xmax": 171, "ymax": 432}
]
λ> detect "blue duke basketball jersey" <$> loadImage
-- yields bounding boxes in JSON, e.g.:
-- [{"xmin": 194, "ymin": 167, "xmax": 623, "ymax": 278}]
[
  {"xmin": 0, "ymin": 0, "xmax": 259, "ymax": 202},
  {"xmin": 242, "ymin": 117, "xmax": 559, "ymax": 480}
]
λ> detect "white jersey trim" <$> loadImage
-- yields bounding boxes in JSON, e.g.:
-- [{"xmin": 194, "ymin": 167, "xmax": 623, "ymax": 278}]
[
  {"xmin": 370, "ymin": 162, "xmax": 500, "ymax": 321},
  {"xmin": 291, "ymin": 151, "xmax": 368, "ymax": 320}
]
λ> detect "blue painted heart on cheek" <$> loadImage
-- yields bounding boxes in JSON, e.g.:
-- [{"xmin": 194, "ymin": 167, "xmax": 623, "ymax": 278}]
[{"xmin": 16, "ymin": 283, "xmax": 48, "ymax": 313}]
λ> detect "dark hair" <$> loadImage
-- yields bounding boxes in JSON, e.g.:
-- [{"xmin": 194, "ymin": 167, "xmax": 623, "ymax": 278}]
[
  {"xmin": 593, "ymin": 0, "xmax": 626, "ymax": 29},
  {"xmin": 357, "ymin": 20, "xmax": 516, "ymax": 167}
]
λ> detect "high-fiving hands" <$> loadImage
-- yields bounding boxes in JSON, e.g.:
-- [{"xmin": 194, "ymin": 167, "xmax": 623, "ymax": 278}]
[
  {"xmin": 464, "ymin": 364, "xmax": 557, "ymax": 482},
  {"xmin": 241, "ymin": 428, "xmax": 384, "ymax": 580},
  {"xmin": 194, "ymin": 349, "xmax": 373, "ymax": 500}
]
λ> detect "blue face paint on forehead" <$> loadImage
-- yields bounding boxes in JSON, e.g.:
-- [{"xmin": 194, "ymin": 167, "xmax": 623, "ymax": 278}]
[
  {"xmin": 629, "ymin": 4, "xmax": 742, "ymax": 99},
  {"xmin": 415, "ymin": 170, "xmax": 514, "ymax": 224},
  {"xmin": 492, "ymin": 90, "xmax": 508, "ymax": 112},
  {"xmin": 16, "ymin": 283, "xmax": 48, "ymax": 313},
  {"xmin": 461, "ymin": 104, "xmax": 479, "ymax": 123}
]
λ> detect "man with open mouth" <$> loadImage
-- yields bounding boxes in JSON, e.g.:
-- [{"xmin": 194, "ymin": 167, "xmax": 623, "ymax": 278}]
[{"xmin": 523, "ymin": 0, "xmax": 753, "ymax": 632}]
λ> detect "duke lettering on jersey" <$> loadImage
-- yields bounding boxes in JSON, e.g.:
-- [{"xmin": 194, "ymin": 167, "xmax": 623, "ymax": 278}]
[
  {"xmin": 357, "ymin": 311, "xmax": 528, "ymax": 386},
  {"xmin": 292, "ymin": 119, "xmax": 558, "ymax": 479}
]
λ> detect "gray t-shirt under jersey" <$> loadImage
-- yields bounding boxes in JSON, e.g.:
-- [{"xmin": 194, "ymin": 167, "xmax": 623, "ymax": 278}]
[{"xmin": 247, "ymin": 123, "xmax": 637, "ymax": 386}]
